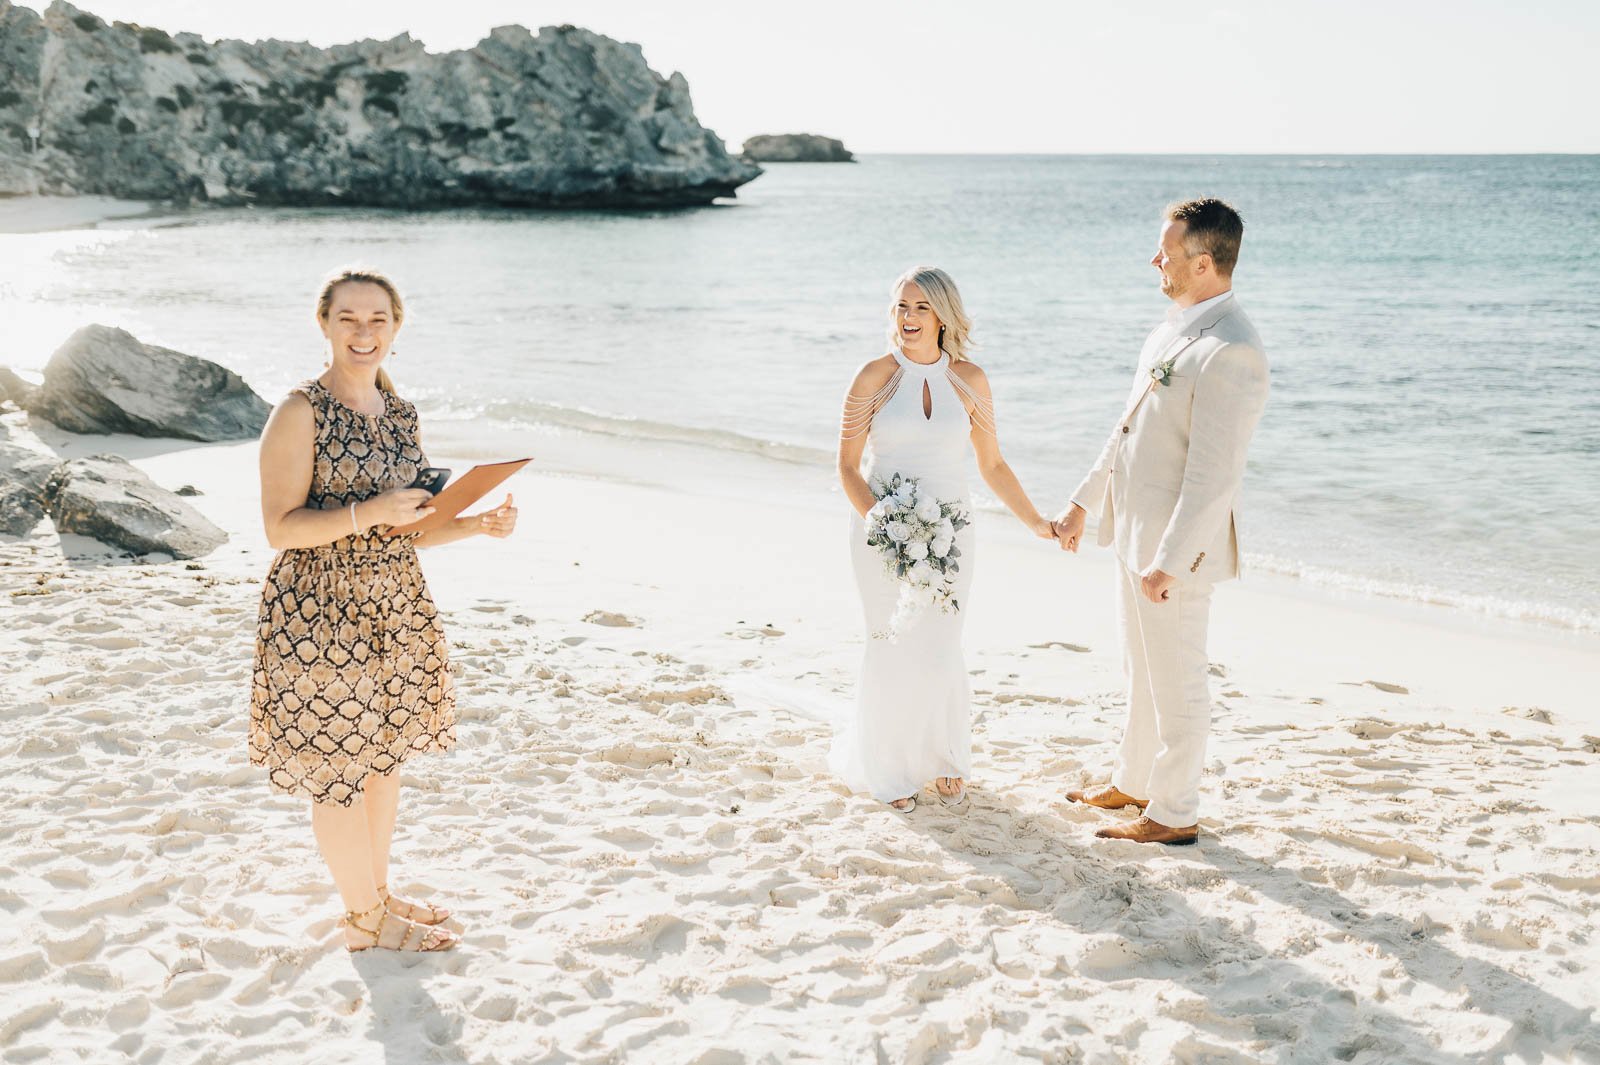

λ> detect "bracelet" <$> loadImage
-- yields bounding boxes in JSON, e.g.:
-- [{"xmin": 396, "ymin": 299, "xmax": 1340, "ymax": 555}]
[{"xmin": 349, "ymin": 501, "xmax": 360, "ymax": 537}]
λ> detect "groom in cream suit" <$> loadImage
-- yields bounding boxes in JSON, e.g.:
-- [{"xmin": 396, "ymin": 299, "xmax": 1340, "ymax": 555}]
[{"xmin": 1054, "ymin": 198, "xmax": 1269, "ymax": 845}]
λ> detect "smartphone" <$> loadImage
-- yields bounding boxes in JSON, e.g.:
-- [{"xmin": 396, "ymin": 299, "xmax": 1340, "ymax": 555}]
[{"xmin": 411, "ymin": 467, "xmax": 451, "ymax": 495}]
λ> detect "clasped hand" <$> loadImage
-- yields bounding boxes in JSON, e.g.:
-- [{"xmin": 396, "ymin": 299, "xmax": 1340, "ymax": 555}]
[{"xmin": 1051, "ymin": 504, "xmax": 1086, "ymax": 554}]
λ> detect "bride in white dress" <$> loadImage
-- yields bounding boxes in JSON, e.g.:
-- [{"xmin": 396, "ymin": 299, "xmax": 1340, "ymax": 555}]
[{"xmin": 831, "ymin": 267, "xmax": 1057, "ymax": 811}]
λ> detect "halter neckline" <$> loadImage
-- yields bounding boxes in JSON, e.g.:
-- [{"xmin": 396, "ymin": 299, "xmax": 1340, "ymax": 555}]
[{"xmin": 891, "ymin": 347, "xmax": 949, "ymax": 375}]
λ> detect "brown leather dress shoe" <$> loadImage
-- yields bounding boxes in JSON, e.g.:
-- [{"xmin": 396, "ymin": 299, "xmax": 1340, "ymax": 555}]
[
  {"xmin": 1064, "ymin": 785, "xmax": 1149, "ymax": 811},
  {"xmin": 1094, "ymin": 816, "xmax": 1199, "ymax": 846}
]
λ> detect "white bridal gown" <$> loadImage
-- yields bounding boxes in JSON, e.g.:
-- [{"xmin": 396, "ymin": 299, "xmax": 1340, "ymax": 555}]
[{"xmin": 830, "ymin": 348, "xmax": 979, "ymax": 802}]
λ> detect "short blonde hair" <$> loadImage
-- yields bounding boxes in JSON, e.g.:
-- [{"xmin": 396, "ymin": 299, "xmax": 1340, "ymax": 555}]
[{"xmin": 888, "ymin": 266, "xmax": 974, "ymax": 362}]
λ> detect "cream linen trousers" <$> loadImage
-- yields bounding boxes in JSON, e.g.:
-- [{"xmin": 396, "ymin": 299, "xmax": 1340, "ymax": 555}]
[{"xmin": 1112, "ymin": 563, "xmax": 1214, "ymax": 828}]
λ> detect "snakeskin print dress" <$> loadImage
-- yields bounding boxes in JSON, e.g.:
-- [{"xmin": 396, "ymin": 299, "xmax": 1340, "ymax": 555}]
[{"xmin": 249, "ymin": 380, "xmax": 456, "ymax": 806}]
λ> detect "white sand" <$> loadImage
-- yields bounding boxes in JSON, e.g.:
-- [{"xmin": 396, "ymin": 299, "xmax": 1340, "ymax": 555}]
[
  {"xmin": 2, "ymin": 409, "xmax": 1597, "ymax": 1064},
  {"xmin": 0, "ymin": 196, "xmax": 161, "ymax": 234}
]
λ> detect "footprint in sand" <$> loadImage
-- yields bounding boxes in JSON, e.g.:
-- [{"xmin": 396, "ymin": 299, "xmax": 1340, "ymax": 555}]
[
  {"xmin": 584, "ymin": 610, "xmax": 639, "ymax": 627},
  {"xmin": 84, "ymin": 636, "xmax": 140, "ymax": 651},
  {"xmin": 470, "ymin": 993, "xmax": 519, "ymax": 1023},
  {"xmin": 640, "ymin": 685, "xmax": 725, "ymax": 707},
  {"xmin": 1348, "ymin": 679, "xmax": 1410, "ymax": 694},
  {"xmin": 1345, "ymin": 718, "xmax": 1405, "ymax": 739},
  {"xmin": 583, "ymin": 913, "xmax": 694, "ymax": 955},
  {"xmin": 726, "ymin": 623, "xmax": 784, "ymax": 639},
  {"xmin": 595, "ymin": 743, "xmax": 677, "ymax": 769},
  {"xmin": 1502, "ymin": 706, "xmax": 1554, "ymax": 724},
  {"xmin": 1027, "ymin": 641, "xmax": 1090, "ymax": 653},
  {"xmin": 1543, "ymin": 872, "xmax": 1600, "ymax": 893}
]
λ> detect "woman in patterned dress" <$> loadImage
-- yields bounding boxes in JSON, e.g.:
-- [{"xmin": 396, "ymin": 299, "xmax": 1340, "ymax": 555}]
[{"xmin": 251, "ymin": 267, "xmax": 517, "ymax": 952}]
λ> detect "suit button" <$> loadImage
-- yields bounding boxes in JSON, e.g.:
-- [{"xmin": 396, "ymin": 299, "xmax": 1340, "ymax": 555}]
[{"xmin": 1120, "ymin": 425, "xmax": 1129, "ymax": 434}]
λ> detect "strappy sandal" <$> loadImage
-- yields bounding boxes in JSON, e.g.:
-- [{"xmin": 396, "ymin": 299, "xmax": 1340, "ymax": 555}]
[
  {"xmin": 888, "ymin": 795, "xmax": 917, "ymax": 813},
  {"xmin": 377, "ymin": 883, "xmax": 452, "ymax": 926},
  {"xmin": 341, "ymin": 898, "xmax": 457, "ymax": 953},
  {"xmin": 936, "ymin": 777, "xmax": 967, "ymax": 808}
]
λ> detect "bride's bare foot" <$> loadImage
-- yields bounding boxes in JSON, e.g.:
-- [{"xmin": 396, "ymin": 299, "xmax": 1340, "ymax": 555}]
[
  {"xmin": 342, "ymin": 900, "xmax": 457, "ymax": 952},
  {"xmin": 378, "ymin": 883, "xmax": 451, "ymax": 926}
]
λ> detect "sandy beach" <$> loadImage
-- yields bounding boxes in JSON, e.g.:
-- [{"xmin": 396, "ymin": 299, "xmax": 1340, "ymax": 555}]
[
  {"xmin": 0, "ymin": 196, "xmax": 159, "ymax": 234},
  {"xmin": 2, "ymin": 1, "xmax": 1596, "ymax": 1058},
  {"xmin": 2, "ymin": 404, "xmax": 1597, "ymax": 1065}
]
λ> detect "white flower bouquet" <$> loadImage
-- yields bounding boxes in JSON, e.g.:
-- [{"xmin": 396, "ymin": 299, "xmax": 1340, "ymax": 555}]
[{"xmin": 863, "ymin": 472, "xmax": 971, "ymax": 640}]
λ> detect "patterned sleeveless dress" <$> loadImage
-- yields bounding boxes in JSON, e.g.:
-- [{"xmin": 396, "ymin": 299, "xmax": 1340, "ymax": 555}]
[{"xmin": 249, "ymin": 380, "xmax": 456, "ymax": 806}]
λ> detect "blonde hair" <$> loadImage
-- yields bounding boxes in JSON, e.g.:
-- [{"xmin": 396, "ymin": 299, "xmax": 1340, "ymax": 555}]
[
  {"xmin": 316, "ymin": 266, "xmax": 405, "ymax": 393},
  {"xmin": 888, "ymin": 266, "xmax": 974, "ymax": 363}
]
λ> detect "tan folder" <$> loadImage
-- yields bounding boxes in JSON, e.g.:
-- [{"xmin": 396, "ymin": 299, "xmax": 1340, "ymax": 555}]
[{"xmin": 382, "ymin": 458, "xmax": 531, "ymax": 537}]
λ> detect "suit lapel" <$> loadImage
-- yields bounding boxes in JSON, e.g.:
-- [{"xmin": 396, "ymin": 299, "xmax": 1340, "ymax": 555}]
[
  {"xmin": 1181, "ymin": 294, "xmax": 1237, "ymax": 342},
  {"xmin": 1121, "ymin": 334, "xmax": 1201, "ymax": 422},
  {"xmin": 1121, "ymin": 299, "xmax": 1237, "ymax": 423},
  {"xmin": 1152, "ymin": 297, "xmax": 1235, "ymax": 364}
]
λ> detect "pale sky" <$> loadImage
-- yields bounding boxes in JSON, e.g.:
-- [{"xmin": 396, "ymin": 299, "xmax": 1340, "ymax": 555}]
[{"xmin": 15, "ymin": 0, "xmax": 1599, "ymax": 153}]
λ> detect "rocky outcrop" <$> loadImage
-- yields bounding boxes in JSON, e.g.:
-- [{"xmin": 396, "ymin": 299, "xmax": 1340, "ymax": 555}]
[
  {"xmin": 29, "ymin": 324, "xmax": 269, "ymax": 441},
  {"xmin": 741, "ymin": 134, "xmax": 854, "ymax": 163},
  {"xmin": 0, "ymin": 440, "xmax": 55, "ymax": 535},
  {"xmin": 0, "ymin": 1, "xmax": 760, "ymax": 207},
  {"xmin": 44, "ymin": 454, "xmax": 225, "ymax": 557},
  {"xmin": 0, "ymin": 367, "xmax": 38, "ymax": 409}
]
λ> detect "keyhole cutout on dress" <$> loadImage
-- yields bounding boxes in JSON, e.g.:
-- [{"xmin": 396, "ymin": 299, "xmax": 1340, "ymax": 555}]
[{"xmin": 922, "ymin": 380, "xmax": 933, "ymax": 420}]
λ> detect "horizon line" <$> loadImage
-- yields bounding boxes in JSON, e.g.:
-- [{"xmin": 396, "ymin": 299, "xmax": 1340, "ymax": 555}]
[{"xmin": 766, "ymin": 150, "xmax": 1600, "ymax": 158}]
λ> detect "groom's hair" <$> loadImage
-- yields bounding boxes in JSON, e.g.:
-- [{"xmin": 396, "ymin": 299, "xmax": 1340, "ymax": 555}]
[{"xmin": 1166, "ymin": 198, "xmax": 1243, "ymax": 276}]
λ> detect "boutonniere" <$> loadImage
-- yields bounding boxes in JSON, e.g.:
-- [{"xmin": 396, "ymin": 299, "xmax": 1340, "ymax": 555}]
[{"xmin": 1150, "ymin": 359, "xmax": 1176, "ymax": 387}]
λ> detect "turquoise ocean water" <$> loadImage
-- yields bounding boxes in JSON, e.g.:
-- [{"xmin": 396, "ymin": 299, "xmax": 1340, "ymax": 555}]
[{"xmin": 4, "ymin": 155, "xmax": 1598, "ymax": 631}]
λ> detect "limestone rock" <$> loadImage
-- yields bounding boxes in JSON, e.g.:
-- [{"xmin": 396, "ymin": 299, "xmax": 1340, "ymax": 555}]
[
  {"xmin": 29, "ymin": 324, "xmax": 269, "ymax": 441},
  {"xmin": 741, "ymin": 133, "xmax": 854, "ymax": 163},
  {"xmin": 0, "ymin": 440, "xmax": 55, "ymax": 535},
  {"xmin": 44, "ymin": 453, "xmax": 225, "ymax": 557},
  {"xmin": 0, "ymin": 2, "xmax": 760, "ymax": 207},
  {"xmin": 0, "ymin": 367, "xmax": 39, "ymax": 409}
]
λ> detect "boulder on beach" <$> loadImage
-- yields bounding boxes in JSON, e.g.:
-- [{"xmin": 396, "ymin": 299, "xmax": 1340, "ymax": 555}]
[
  {"xmin": 0, "ymin": 367, "xmax": 39, "ymax": 410},
  {"xmin": 44, "ymin": 454, "xmax": 226, "ymax": 558},
  {"xmin": 0, "ymin": 2, "xmax": 760, "ymax": 208},
  {"xmin": 28, "ymin": 325, "xmax": 269, "ymax": 441},
  {"xmin": 741, "ymin": 134, "xmax": 855, "ymax": 163},
  {"xmin": 0, "ymin": 440, "xmax": 56, "ymax": 535}
]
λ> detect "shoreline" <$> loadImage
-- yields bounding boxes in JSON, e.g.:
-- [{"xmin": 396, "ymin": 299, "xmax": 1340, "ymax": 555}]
[
  {"xmin": 425, "ymin": 408, "xmax": 1600, "ymax": 649},
  {"xmin": 0, "ymin": 194, "xmax": 164, "ymax": 234},
  {"xmin": 17, "ymin": 403, "xmax": 1597, "ymax": 717}
]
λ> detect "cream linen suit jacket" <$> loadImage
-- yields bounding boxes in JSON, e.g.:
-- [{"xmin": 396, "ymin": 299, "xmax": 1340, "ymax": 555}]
[{"xmin": 1071, "ymin": 296, "xmax": 1269, "ymax": 584}]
